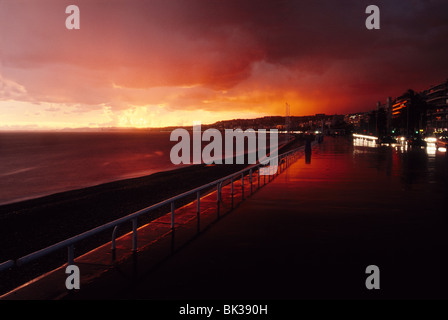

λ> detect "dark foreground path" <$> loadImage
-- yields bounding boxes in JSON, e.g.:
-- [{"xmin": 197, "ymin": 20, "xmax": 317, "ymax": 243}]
[{"xmin": 70, "ymin": 136, "xmax": 448, "ymax": 300}]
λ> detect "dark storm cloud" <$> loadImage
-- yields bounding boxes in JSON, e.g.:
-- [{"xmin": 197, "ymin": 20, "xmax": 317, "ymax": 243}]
[{"xmin": 1, "ymin": 0, "xmax": 448, "ymax": 117}]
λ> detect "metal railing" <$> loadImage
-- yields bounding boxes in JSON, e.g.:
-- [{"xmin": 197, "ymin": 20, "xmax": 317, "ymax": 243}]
[{"xmin": 0, "ymin": 142, "xmax": 311, "ymax": 273}]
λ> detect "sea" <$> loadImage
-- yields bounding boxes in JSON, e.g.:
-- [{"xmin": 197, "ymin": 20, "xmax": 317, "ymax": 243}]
[
  {"xmin": 0, "ymin": 131, "xmax": 180, "ymax": 205},
  {"xmin": 0, "ymin": 130, "xmax": 284, "ymax": 205}
]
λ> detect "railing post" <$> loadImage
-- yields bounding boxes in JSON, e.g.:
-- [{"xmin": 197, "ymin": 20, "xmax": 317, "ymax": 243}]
[
  {"xmin": 111, "ymin": 225, "xmax": 119, "ymax": 251},
  {"xmin": 132, "ymin": 218, "xmax": 138, "ymax": 252},
  {"xmin": 111, "ymin": 225, "xmax": 119, "ymax": 260},
  {"xmin": 249, "ymin": 168, "xmax": 253, "ymax": 194},
  {"xmin": 257, "ymin": 167, "xmax": 260, "ymax": 189}
]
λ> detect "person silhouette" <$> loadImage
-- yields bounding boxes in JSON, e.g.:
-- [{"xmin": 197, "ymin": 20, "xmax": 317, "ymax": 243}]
[{"xmin": 305, "ymin": 137, "xmax": 312, "ymax": 164}]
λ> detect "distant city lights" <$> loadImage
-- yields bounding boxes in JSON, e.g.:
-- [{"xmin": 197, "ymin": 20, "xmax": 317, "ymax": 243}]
[
  {"xmin": 354, "ymin": 133, "xmax": 448, "ymax": 156},
  {"xmin": 353, "ymin": 134, "xmax": 378, "ymax": 140}
]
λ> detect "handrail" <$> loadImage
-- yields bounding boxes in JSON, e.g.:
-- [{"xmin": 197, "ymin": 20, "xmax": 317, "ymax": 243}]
[
  {"xmin": 1, "ymin": 141, "xmax": 312, "ymax": 272},
  {"xmin": 0, "ymin": 260, "xmax": 14, "ymax": 272}
]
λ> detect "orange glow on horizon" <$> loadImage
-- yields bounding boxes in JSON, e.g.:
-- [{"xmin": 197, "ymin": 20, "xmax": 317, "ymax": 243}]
[{"xmin": 1, "ymin": 1, "xmax": 446, "ymax": 130}]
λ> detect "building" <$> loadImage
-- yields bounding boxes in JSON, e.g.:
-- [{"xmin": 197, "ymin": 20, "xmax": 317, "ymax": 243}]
[
  {"xmin": 390, "ymin": 89, "xmax": 428, "ymax": 136},
  {"xmin": 350, "ymin": 79, "xmax": 447, "ymax": 137},
  {"xmin": 423, "ymin": 79, "xmax": 448, "ymax": 133},
  {"xmin": 344, "ymin": 112, "xmax": 371, "ymax": 133},
  {"xmin": 391, "ymin": 96, "xmax": 409, "ymax": 135}
]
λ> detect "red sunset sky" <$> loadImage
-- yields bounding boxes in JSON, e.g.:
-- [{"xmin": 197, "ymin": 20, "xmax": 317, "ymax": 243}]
[{"xmin": 1, "ymin": 0, "xmax": 448, "ymax": 129}]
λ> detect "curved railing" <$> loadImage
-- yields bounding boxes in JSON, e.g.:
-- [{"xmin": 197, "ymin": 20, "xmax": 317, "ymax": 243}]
[{"xmin": 0, "ymin": 142, "xmax": 312, "ymax": 273}]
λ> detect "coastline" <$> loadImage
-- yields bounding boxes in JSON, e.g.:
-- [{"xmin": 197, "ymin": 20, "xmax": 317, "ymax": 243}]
[
  {"xmin": 0, "ymin": 135, "xmax": 304, "ymax": 295},
  {"xmin": 0, "ymin": 164, "xmax": 191, "ymax": 207}
]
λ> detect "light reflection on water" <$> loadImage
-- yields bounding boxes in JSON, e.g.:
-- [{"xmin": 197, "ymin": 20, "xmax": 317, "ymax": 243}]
[
  {"xmin": 353, "ymin": 137, "xmax": 377, "ymax": 148},
  {"xmin": 352, "ymin": 136, "xmax": 448, "ymax": 188}
]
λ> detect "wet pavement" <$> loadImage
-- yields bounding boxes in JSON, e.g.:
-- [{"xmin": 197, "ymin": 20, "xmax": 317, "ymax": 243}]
[
  {"xmin": 76, "ymin": 137, "xmax": 448, "ymax": 299},
  {"xmin": 4, "ymin": 136, "xmax": 448, "ymax": 299}
]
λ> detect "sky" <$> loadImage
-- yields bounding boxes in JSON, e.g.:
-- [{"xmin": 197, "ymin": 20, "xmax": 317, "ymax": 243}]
[{"xmin": 1, "ymin": 0, "xmax": 448, "ymax": 130}]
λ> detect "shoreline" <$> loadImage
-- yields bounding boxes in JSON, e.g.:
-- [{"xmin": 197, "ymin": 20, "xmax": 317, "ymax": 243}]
[{"xmin": 0, "ymin": 164, "xmax": 191, "ymax": 207}]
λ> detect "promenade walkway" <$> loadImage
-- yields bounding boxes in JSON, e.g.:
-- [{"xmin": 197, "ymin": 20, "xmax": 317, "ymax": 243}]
[
  {"xmin": 71, "ymin": 137, "xmax": 448, "ymax": 299},
  {"xmin": 3, "ymin": 137, "xmax": 448, "ymax": 299}
]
